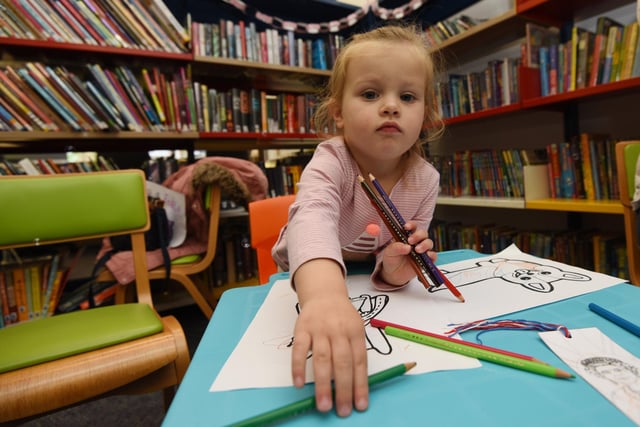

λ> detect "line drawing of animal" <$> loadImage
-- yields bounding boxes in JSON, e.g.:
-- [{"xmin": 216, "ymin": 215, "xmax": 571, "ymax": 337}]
[{"xmin": 436, "ymin": 258, "xmax": 591, "ymax": 293}]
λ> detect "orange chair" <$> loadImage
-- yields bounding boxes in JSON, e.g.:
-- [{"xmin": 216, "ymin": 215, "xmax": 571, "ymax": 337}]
[{"xmin": 248, "ymin": 195, "xmax": 295, "ymax": 284}]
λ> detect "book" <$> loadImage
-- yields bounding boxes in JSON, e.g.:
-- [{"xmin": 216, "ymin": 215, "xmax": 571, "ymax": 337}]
[
  {"xmin": 18, "ymin": 158, "xmax": 41, "ymax": 175},
  {"xmin": 575, "ymin": 28, "xmax": 594, "ymax": 90},
  {"xmin": 538, "ymin": 46, "xmax": 550, "ymax": 96},
  {"xmin": 590, "ymin": 16, "xmax": 623, "ymax": 86},
  {"xmin": 602, "ymin": 25, "xmax": 623, "ymax": 83},
  {"xmin": 524, "ymin": 22, "xmax": 559, "ymax": 68},
  {"xmin": 620, "ymin": 21, "xmax": 639, "ymax": 80},
  {"xmin": 11, "ymin": 267, "xmax": 29, "ymax": 323}
]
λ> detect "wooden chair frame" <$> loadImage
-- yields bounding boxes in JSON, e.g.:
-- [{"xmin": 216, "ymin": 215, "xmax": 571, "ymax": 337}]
[
  {"xmin": 615, "ymin": 140, "xmax": 640, "ymax": 286},
  {"xmin": 0, "ymin": 171, "xmax": 190, "ymax": 424},
  {"xmin": 98, "ymin": 185, "xmax": 222, "ymax": 318}
]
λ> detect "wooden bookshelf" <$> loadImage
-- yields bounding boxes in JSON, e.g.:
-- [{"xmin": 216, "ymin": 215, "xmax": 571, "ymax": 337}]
[
  {"xmin": 525, "ymin": 199, "xmax": 623, "ymax": 214},
  {"xmin": 429, "ymin": 0, "xmax": 634, "ymax": 277}
]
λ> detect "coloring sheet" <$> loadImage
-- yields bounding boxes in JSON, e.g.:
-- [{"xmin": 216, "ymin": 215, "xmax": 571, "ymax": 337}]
[
  {"xmin": 540, "ymin": 327, "xmax": 640, "ymax": 425},
  {"xmin": 211, "ymin": 244, "xmax": 623, "ymax": 392}
]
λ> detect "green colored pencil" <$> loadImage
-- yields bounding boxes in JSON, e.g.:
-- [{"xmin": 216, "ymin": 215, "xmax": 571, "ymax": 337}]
[
  {"xmin": 385, "ymin": 326, "xmax": 574, "ymax": 379},
  {"xmin": 228, "ymin": 361, "xmax": 416, "ymax": 426}
]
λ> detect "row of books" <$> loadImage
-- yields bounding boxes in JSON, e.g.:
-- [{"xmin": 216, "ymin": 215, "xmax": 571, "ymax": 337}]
[
  {"xmin": 545, "ymin": 133, "xmax": 619, "ymax": 201},
  {"xmin": 0, "ymin": 60, "xmax": 324, "ymax": 134},
  {"xmin": 430, "ymin": 220, "xmax": 627, "ymax": 279},
  {"xmin": 202, "ymin": 87, "xmax": 319, "ymax": 134},
  {"xmin": 191, "ymin": 19, "xmax": 345, "ymax": 70},
  {"xmin": 0, "ymin": 0, "xmax": 188, "ymax": 53},
  {"xmin": 524, "ymin": 17, "xmax": 640, "ymax": 97},
  {"xmin": 437, "ymin": 56, "xmax": 520, "ymax": 119},
  {"xmin": 424, "ymin": 14, "xmax": 482, "ymax": 47},
  {"xmin": 0, "ymin": 62, "xmax": 199, "ymax": 132},
  {"xmin": 432, "ymin": 147, "xmax": 546, "ymax": 199},
  {"xmin": 0, "ymin": 248, "xmax": 76, "ymax": 329},
  {"xmin": 0, "ymin": 155, "xmax": 118, "ymax": 176},
  {"xmin": 259, "ymin": 151, "xmax": 314, "ymax": 197}
]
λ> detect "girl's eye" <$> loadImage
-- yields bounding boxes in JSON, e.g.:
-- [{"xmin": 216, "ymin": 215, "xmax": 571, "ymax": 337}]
[
  {"xmin": 401, "ymin": 93, "xmax": 416, "ymax": 102},
  {"xmin": 361, "ymin": 90, "xmax": 378, "ymax": 100}
]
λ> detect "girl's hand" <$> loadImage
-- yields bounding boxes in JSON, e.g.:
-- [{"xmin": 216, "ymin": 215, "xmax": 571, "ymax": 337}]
[
  {"xmin": 292, "ymin": 259, "xmax": 369, "ymax": 417},
  {"xmin": 380, "ymin": 221, "xmax": 436, "ymax": 286}
]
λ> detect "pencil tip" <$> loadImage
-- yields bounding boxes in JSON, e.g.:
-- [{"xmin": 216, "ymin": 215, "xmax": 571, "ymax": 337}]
[
  {"xmin": 405, "ymin": 361, "xmax": 417, "ymax": 371},
  {"xmin": 557, "ymin": 369, "xmax": 574, "ymax": 379},
  {"xmin": 357, "ymin": 175, "xmax": 365, "ymax": 182},
  {"xmin": 457, "ymin": 295, "xmax": 466, "ymax": 303},
  {"xmin": 369, "ymin": 173, "xmax": 376, "ymax": 180}
]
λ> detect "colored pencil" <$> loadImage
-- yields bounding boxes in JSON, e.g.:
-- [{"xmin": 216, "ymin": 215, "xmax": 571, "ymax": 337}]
[
  {"xmin": 370, "ymin": 318, "xmax": 548, "ymax": 364},
  {"xmin": 358, "ymin": 174, "xmax": 464, "ymax": 302},
  {"xmin": 589, "ymin": 303, "xmax": 640, "ymax": 338},
  {"xmin": 229, "ymin": 362, "xmax": 416, "ymax": 427},
  {"xmin": 383, "ymin": 325, "xmax": 573, "ymax": 379},
  {"xmin": 369, "ymin": 173, "xmax": 464, "ymax": 302}
]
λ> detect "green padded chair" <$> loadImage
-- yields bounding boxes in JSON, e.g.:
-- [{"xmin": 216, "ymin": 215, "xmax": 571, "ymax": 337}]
[
  {"xmin": 615, "ymin": 141, "xmax": 640, "ymax": 286},
  {"xmin": 0, "ymin": 170, "xmax": 190, "ymax": 424}
]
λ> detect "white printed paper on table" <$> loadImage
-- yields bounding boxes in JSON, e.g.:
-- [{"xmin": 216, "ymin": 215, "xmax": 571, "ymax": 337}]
[
  {"xmin": 210, "ymin": 245, "xmax": 623, "ymax": 392},
  {"xmin": 540, "ymin": 327, "xmax": 640, "ymax": 425}
]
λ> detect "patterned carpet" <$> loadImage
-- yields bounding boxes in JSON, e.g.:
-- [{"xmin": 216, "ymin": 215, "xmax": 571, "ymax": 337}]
[{"xmin": 19, "ymin": 304, "xmax": 209, "ymax": 427}]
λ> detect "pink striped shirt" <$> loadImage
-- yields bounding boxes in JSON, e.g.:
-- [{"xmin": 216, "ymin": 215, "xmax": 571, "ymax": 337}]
[{"xmin": 272, "ymin": 137, "xmax": 440, "ymax": 290}]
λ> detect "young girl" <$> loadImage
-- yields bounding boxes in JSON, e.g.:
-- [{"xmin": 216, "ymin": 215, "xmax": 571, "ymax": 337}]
[{"xmin": 272, "ymin": 24, "xmax": 444, "ymax": 417}]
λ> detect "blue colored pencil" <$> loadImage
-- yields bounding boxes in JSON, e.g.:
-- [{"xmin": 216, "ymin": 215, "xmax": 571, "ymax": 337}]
[{"xmin": 589, "ymin": 303, "xmax": 640, "ymax": 338}]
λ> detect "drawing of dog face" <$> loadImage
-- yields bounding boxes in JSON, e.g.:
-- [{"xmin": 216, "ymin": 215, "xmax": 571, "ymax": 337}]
[{"xmin": 480, "ymin": 259, "xmax": 591, "ymax": 292}]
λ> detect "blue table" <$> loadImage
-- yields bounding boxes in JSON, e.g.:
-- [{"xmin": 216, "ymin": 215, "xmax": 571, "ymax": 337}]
[{"xmin": 163, "ymin": 250, "xmax": 640, "ymax": 427}]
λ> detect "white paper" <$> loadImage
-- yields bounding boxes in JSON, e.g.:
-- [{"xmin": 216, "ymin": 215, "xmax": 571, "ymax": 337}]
[
  {"xmin": 540, "ymin": 327, "xmax": 640, "ymax": 425},
  {"xmin": 146, "ymin": 181, "xmax": 186, "ymax": 247},
  {"xmin": 211, "ymin": 244, "xmax": 623, "ymax": 392}
]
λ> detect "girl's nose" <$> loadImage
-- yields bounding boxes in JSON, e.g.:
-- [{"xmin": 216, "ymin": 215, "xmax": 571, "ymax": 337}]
[{"xmin": 380, "ymin": 97, "xmax": 399, "ymax": 116}]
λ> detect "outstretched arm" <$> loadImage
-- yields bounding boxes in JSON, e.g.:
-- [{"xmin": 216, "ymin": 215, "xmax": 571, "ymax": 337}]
[{"xmin": 291, "ymin": 258, "xmax": 368, "ymax": 417}]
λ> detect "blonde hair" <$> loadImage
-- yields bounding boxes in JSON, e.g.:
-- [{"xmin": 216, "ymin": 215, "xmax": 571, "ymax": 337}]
[{"xmin": 313, "ymin": 24, "xmax": 445, "ymax": 159}]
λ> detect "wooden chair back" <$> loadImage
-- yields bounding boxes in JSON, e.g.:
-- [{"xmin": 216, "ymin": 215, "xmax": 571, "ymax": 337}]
[
  {"xmin": 615, "ymin": 140, "xmax": 640, "ymax": 286},
  {"xmin": 248, "ymin": 195, "xmax": 295, "ymax": 284}
]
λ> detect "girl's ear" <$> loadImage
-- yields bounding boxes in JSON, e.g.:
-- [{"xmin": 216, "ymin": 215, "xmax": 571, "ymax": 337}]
[{"xmin": 330, "ymin": 100, "xmax": 344, "ymax": 129}]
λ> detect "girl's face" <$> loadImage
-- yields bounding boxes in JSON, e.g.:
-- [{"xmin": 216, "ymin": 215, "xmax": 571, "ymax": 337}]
[{"xmin": 333, "ymin": 41, "xmax": 427, "ymax": 170}]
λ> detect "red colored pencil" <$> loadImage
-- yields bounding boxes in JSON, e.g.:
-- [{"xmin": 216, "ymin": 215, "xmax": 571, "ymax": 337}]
[{"xmin": 370, "ymin": 318, "xmax": 547, "ymax": 364}]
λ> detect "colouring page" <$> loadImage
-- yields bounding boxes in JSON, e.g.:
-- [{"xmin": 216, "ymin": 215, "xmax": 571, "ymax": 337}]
[
  {"xmin": 211, "ymin": 245, "xmax": 623, "ymax": 392},
  {"xmin": 539, "ymin": 327, "xmax": 640, "ymax": 425}
]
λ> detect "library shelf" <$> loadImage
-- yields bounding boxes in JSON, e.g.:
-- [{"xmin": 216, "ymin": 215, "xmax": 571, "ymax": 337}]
[
  {"xmin": 525, "ymin": 199, "xmax": 624, "ymax": 215},
  {"xmin": 429, "ymin": 0, "xmax": 633, "ymax": 277},
  {"xmin": 196, "ymin": 133, "xmax": 321, "ymax": 151},
  {"xmin": 0, "ymin": 38, "xmax": 192, "ymax": 61},
  {"xmin": 437, "ymin": 196, "xmax": 525, "ymax": 209},
  {"xmin": 521, "ymin": 76, "xmax": 640, "ymax": 109},
  {"xmin": 443, "ymin": 103, "xmax": 522, "ymax": 125},
  {"xmin": 194, "ymin": 55, "xmax": 332, "ymax": 78}
]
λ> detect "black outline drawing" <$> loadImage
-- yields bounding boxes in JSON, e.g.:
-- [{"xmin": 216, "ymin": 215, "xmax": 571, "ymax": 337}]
[{"xmin": 436, "ymin": 257, "xmax": 591, "ymax": 293}]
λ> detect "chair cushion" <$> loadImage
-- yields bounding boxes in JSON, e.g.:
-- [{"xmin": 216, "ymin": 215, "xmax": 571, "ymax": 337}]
[{"xmin": 0, "ymin": 303, "xmax": 163, "ymax": 374}]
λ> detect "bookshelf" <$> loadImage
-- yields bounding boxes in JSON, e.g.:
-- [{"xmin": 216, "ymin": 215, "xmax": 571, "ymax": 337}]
[
  {"xmin": 0, "ymin": 0, "xmax": 637, "ymax": 281},
  {"xmin": 428, "ymin": 0, "xmax": 637, "ymax": 278}
]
